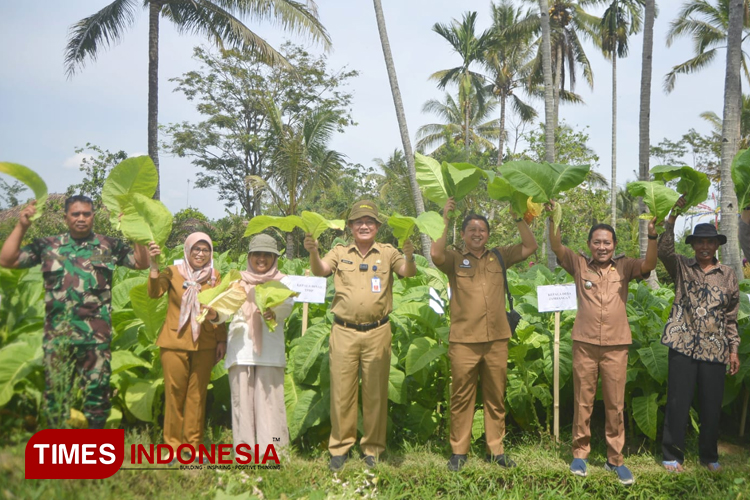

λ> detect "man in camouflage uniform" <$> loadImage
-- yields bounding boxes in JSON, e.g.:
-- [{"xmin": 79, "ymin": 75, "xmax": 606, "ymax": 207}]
[{"xmin": 0, "ymin": 195, "xmax": 149, "ymax": 428}]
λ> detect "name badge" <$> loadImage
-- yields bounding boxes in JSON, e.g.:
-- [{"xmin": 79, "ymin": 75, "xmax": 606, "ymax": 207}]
[{"xmin": 371, "ymin": 276, "xmax": 381, "ymax": 293}]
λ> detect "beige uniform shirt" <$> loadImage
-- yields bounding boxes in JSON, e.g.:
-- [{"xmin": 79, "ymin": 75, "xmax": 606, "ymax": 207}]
[
  {"xmin": 558, "ymin": 246, "xmax": 646, "ymax": 346},
  {"xmin": 437, "ymin": 244, "xmax": 524, "ymax": 343},
  {"xmin": 322, "ymin": 242, "xmax": 404, "ymax": 324}
]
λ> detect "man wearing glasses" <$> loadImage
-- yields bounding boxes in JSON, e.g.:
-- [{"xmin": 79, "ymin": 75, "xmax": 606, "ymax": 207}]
[
  {"xmin": 0, "ymin": 195, "xmax": 150, "ymax": 428},
  {"xmin": 305, "ymin": 200, "xmax": 416, "ymax": 471}
]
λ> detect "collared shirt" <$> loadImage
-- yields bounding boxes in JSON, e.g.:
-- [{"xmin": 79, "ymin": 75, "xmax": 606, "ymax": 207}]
[
  {"xmin": 16, "ymin": 233, "xmax": 138, "ymax": 344},
  {"xmin": 658, "ymin": 221, "xmax": 740, "ymax": 363},
  {"xmin": 322, "ymin": 242, "xmax": 404, "ymax": 324},
  {"xmin": 558, "ymin": 246, "xmax": 646, "ymax": 346},
  {"xmin": 436, "ymin": 244, "xmax": 524, "ymax": 343}
]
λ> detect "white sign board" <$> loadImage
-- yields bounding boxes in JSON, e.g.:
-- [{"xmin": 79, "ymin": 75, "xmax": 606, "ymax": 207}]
[
  {"xmin": 284, "ymin": 275, "xmax": 327, "ymax": 304},
  {"xmin": 537, "ymin": 284, "xmax": 578, "ymax": 312}
]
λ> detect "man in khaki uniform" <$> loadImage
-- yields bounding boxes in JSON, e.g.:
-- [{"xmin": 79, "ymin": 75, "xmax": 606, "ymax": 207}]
[
  {"xmin": 304, "ymin": 200, "xmax": 416, "ymax": 471},
  {"xmin": 431, "ymin": 198, "xmax": 537, "ymax": 471},
  {"xmin": 548, "ymin": 205, "xmax": 657, "ymax": 485}
]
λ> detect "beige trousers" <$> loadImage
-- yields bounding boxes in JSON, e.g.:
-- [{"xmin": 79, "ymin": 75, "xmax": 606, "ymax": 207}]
[
  {"xmin": 228, "ymin": 365, "xmax": 289, "ymax": 450},
  {"xmin": 572, "ymin": 341, "xmax": 628, "ymax": 466},
  {"xmin": 160, "ymin": 348, "xmax": 214, "ymax": 450},
  {"xmin": 449, "ymin": 340, "xmax": 509, "ymax": 455},
  {"xmin": 328, "ymin": 322, "xmax": 391, "ymax": 458}
]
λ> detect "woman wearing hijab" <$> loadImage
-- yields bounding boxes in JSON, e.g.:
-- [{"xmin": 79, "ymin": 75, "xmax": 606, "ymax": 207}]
[
  {"xmin": 147, "ymin": 233, "xmax": 227, "ymax": 456},
  {"xmin": 225, "ymin": 234, "xmax": 293, "ymax": 451},
  {"xmin": 659, "ymin": 197, "xmax": 740, "ymax": 472}
]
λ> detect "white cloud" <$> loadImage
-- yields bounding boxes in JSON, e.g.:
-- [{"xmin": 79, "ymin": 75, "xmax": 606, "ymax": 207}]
[{"xmin": 62, "ymin": 152, "xmax": 93, "ymax": 170}]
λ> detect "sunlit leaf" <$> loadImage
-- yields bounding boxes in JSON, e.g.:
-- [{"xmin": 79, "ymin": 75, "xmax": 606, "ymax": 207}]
[
  {"xmin": 102, "ymin": 156, "xmax": 158, "ymax": 226},
  {"xmin": 626, "ymin": 181, "xmax": 680, "ymax": 221},
  {"xmin": 387, "ymin": 212, "xmax": 445, "ymax": 246},
  {"xmin": 0, "ymin": 162, "xmax": 48, "ymax": 220},
  {"xmin": 255, "ymin": 281, "xmax": 299, "ymax": 330},
  {"xmin": 116, "ymin": 193, "xmax": 173, "ymax": 247}
]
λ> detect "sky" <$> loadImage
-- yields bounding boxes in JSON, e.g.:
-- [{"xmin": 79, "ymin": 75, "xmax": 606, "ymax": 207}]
[{"xmin": 0, "ymin": 1, "xmax": 727, "ymax": 222}]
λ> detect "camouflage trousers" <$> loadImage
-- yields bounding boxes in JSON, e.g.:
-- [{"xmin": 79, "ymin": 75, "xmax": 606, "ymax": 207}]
[{"xmin": 43, "ymin": 341, "xmax": 112, "ymax": 429}]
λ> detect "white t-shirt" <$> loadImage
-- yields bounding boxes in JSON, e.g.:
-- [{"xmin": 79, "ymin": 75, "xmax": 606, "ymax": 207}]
[{"xmin": 224, "ymin": 277, "xmax": 294, "ymax": 369}]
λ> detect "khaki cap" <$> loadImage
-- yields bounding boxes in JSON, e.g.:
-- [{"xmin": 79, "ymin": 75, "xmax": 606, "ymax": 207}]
[
  {"xmin": 247, "ymin": 233, "xmax": 280, "ymax": 255},
  {"xmin": 348, "ymin": 200, "xmax": 382, "ymax": 222}
]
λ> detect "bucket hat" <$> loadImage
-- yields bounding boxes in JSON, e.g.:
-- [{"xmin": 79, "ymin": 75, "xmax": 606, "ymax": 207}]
[
  {"xmin": 247, "ymin": 233, "xmax": 281, "ymax": 255},
  {"xmin": 685, "ymin": 223, "xmax": 727, "ymax": 245}
]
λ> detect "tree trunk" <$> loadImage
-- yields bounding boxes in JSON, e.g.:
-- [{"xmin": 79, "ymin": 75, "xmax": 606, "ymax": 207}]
[
  {"xmin": 372, "ymin": 0, "xmax": 431, "ymax": 261},
  {"xmin": 539, "ymin": 0, "xmax": 556, "ymax": 269},
  {"xmin": 639, "ymin": 0, "xmax": 658, "ymax": 288},
  {"xmin": 610, "ymin": 55, "xmax": 617, "ymax": 230},
  {"xmin": 148, "ymin": 1, "xmax": 161, "ymax": 200},
  {"xmin": 553, "ymin": 44, "xmax": 562, "ymax": 132},
  {"xmin": 719, "ymin": 0, "xmax": 744, "ymax": 276},
  {"xmin": 498, "ymin": 94, "xmax": 506, "ymax": 166},
  {"xmin": 286, "ymin": 231, "xmax": 295, "ymax": 259},
  {"xmin": 465, "ymin": 89, "xmax": 471, "ymax": 155}
]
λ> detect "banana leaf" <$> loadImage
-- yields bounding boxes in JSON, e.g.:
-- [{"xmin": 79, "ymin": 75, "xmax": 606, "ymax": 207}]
[
  {"xmin": 116, "ymin": 193, "xmax": 173, "ymax": 247},
  {"xmin": 387, "ymin": 212, "xmax": 445, "ymax": 246},
  {"xmin": 0, "ymin": 162, "xmax": 48, "ymax": 220},
  {"xmin": 102, "ymin": 156, "xmax": 158, "ymax": 227},
  {"xmin": 243, "ymin": 211, "xmax": 345, "ymax": 240},
  {"xmin": 255, "ymin": 281, "xmax": 300, "ymax": 330},
  {"xmin": 626, "ymin": 181, "xmax": 680, "ymax": 221},
  {"xmin": 651, "ymin": 165, "xmax": 710, "ymax": 213}
]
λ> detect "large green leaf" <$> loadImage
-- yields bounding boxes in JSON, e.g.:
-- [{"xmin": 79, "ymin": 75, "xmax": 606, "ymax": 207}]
[
  {"xmin": 255, "ymin": 281, "xmax": 299, "ymax": 330},
  {"xmin": 405, "ymin": 337, "xmax": 447, "ymax": 376},
  {"xmin": 498, "ymin": 161, "xmax": 591, "ymax": 203},
  {"xmin": 415, "ymin": 153, "xmax": 450, "ymax": 206},
  {"xmin": 289, "ymin": 388, "xmax": 330, "ymax": 441},
  {"xmin": 117, "ymin": 193, "xmax": 173, "ymax": 247},
  {"xmin": 626, "ymin": 181, "xmax": 680, "ymax": 221},
  {"xmin": 198, "ymin": 269, "xmax": 242, "ymax": 306},
  {"xmin": 111, "ymin": 277, "xmax": 147, "ymax": 310},
  {"xmin": 443, "ymin": 162, "xmax": 483, "ymax": 201},
  {"xmin": 388, "ymin": 364, "xmax": 406, "ymax": 404},
  {"xmin": 0, "ymin": 162, "xmax": 48, "ymax": 220},
  {"xmin": 486, "ymin": 175, "xmax": 532, "ymax": 216},
  {"xmin": 405, "ymin": 402, "xmax": 438, "ymax": 441},
  {"xmin": 637, "ymin": 342, "xmax": 669, "ymax": 384},
  {"xmin": 243, "ymin": 211, "xmax": 345, "ymax": 240},
  {"xmin": 0, "ymin": 333, "xmax": 43, "ymax": 406},
  {"xmin": 732, "ymin": 148, "xmax": 750, "ymax": 209},
  {"xmin": 632, "ymin": 392, "xmax": 659, "ymax": 440},
  {"xmin": 292, "ymin": 322, "xmax": 329, "ymax": 383},
  {"xmin": 651, "ymin": 165, "xmax": 710, "ymax": 212},
  {"xmin": 387, "ymin": 211, "xmax": 445, "ymax": 247},
  {"xmin": 102, "ymin": 156, "xmax": 158, "ymax": 226},
  {"xmin": 110, "ymin": 350, "xmax": 151, "ymax": 375},
  {"xmin": 471, "ymin": 408, "xmax": 485, "ymax": 441},
  {"xmin": 124, "ymin": 377, "xmax": 163, "ymax": 422},
  {"xmin": 129, "ymin": 283, "xmax": 168, "ymax": 342}
]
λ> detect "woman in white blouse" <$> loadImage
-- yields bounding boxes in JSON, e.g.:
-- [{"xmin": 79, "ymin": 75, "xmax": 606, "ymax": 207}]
[{"xmin": 225, "ymin": 234, "xmax": 294, "ymax": 450}]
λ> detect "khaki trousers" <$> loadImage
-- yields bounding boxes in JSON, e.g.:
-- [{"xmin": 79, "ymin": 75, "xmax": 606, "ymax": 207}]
[
  {"xmin": 328, "ymin": 322, "xmax": 391, "ymax": 457},
  {"xmin": 160, "ymin": 348, "xmax": 214, "ymax": 450},
  {"xmin": 228, "ymin": 365, "xmax": 289, "ymax": 451},
  {"xmin": 449, "ymin": 340, "xmax": 509, "ymax": 455},
  {"xmin": 572, "ymin": 341, "xmax": 628, "ymax": 466}
]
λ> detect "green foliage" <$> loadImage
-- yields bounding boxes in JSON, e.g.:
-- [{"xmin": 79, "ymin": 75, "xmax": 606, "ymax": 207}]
[
  {"xmin": 732, "ymin": 148, "xmax": 750, "ymax": 210},
  {"xmin": 387, "ymin": 212, "xmax": 445, "ymax": 247},
  {"xmin": 117, "ymin": 193, "xmax": 173, "ymax": 247},
  {"xmin": 243, "ymin": 212, "xmax": 345, "ymax": 240},
  {"xmin": 101, "ymin": 156, "xmax": 158, "ymax": 227},
  {"xmin": 0, "ymin": 162, "xmax": 48, "ymax": 220},
  {"xmin": 626, "ymin": 181, "xmax": 681, "ymax": 221},
  {"xmin": 65, "ymin": 144, "xmax": 128, "ymax": 205},
  {"xmin": 651, "ymin": 165, "xmax": 710, "ymax": 213},
  {"xmin": 498, "ymin": 161, "xmax": 591, "ymax": 204},
  {"xmin": 254, "ymin": 281, "xmax": 299, "ymax": 330},
  {"xmin": 414, "ymin": 153, "xmax": 484, "ymax": 208}
]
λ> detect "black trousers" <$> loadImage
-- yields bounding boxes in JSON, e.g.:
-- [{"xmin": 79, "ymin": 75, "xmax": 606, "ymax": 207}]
[{"xmin": 662, "ymin": 348, "xmax": 726, "ymax": 464}]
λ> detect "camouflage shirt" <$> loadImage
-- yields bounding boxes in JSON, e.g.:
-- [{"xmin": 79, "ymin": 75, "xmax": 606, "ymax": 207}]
[{"xmin": 17, "ymin": 233, "xmax": 138, "ymax": 344}]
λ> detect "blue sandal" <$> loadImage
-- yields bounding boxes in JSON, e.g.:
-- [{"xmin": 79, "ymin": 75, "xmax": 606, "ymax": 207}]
[{"xmin": 662, "ymin": 460, "xmax": 682, "ymax": 472}]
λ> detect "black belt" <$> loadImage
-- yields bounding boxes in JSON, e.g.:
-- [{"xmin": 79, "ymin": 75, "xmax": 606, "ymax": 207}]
[{"xmin": 333, "ymin": 315, "xmax": 389, "ymax": 332}]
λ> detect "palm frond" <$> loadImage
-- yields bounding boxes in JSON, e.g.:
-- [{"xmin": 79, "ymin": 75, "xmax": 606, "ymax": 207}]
[
  {"xmin": 64, "ymin": 0, "xmax": 139, "ymax": 78},
  {"xmin": 663, "ymin": 48, "xmax": 718, "ymax": 92}
]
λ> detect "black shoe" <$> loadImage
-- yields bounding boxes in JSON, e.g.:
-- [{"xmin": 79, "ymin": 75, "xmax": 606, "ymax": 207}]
[
  {"xmin": 486, "ymin": 454, "xmax": 517, "ymax": 468},
  {"xmin": 329, "ymin": 454, "xmax": 348, "ymax": 472},
  {"xmin": 363, "ymin": 455, "xmax": 377, "ymax": 468},
  {"xmin": 447, "ymin": 454, "xmax": 467, "ymax": 472}
]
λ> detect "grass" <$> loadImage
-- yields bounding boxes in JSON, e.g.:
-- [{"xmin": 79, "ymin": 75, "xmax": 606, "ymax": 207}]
[{"xmin": 1, "ymin": 428, "xmax": 749, "ymax": 499}]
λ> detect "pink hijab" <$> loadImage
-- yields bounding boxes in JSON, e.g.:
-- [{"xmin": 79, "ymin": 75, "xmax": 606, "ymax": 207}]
[
  {"xmin": 240, "ymin": 254, "xmax": 285, "ymax": 355},
  {"xmin": 177, "ymin": 232, "xmax": 215, "ymax": 342}
]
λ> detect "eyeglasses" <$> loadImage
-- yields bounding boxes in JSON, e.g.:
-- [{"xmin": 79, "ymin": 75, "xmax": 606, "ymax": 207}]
[
  {"xmin": 191, "ymin": 248, "xmax": 211, "ymax": 255},
  {"xmin": 352, "ymin": 218, "xmax": 378, "ymax": 228}
]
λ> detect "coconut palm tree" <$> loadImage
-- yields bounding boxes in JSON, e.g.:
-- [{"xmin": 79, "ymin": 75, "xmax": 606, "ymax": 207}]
[
  {"xmin": 597, "ymin": 0, "xmax": 644, "ymax": 229},
  {"xmin": 64, "ymin": 0, "xmax": 330, "ymax": 200},
  {"xmin": 638, "ymin": 0, "xmax": 657, "ymax": 287},
  {"xmin": 248, "ymin": 103, "xmax": 344, "ymax": 257},
  {"xmin": 719, "ymin": 0, "xmax": 744, "ymax": 276},
  {"xmin": 700, "ymin": 93, "xmax": 750, "ymax": 147},
  {"xmin": 372, "ymin": 0, "xmax": 431, "ymax": 259},
  {"xmin": 664, "ymin": 0, "xmax": 750, "ymax": 93},
  {"xmin": 415, "ymin": 91, "xmax": 500, "ymax": 154},
  {"xmin": 372, "ymin": 150, "xmax": 414, "ymax": 216},
  {"xmin": 484, "ymin": 0, "xmax": 538, "ymax": 165},
  {"xmin": 430, "ymin": 11, "xmax": 492, "ymax": 154},
  {"xmin": 529, "ymin": 0, "xmax": 599, "ymax": 130}
]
